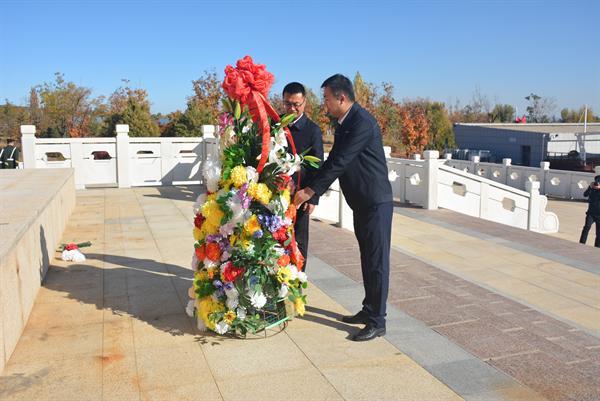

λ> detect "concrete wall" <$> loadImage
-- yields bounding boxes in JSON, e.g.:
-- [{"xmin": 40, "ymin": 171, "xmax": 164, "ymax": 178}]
[
  {"xmin": 454, "ymin": 125, "xmax": 547, "ymax": 166},
  {"xmin": 0, "ymin": 169, "xmax": 75, "ymax": 373}
]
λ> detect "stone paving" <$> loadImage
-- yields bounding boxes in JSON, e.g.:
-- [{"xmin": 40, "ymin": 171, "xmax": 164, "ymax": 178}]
[
  {"xmin": 311, "ymin": 214, "xmax": 600, "ymax": 401},
  {"xmin": 0, "ymin": 187, "xmax": 461, "ymax": 401},
  {"xmin": 1, "ymin": 186, "xmax": 599, "ymax": 400}
]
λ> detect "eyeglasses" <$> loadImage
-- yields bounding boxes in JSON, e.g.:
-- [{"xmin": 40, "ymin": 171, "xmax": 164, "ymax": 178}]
[{"xmin": 283, "ymin": 98, "xmax": 306, "ymax": 108}]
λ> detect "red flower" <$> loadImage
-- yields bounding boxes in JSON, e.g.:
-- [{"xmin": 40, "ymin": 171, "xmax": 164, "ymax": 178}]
[
  {"xmin": 275, "ymin": 173, "xmax": 291, "ymax": 191},
  {"xmin": 194, "ymin": 214, "xmax": 204, "ymax": 230},
  {"xmin": 195, "ymin": 243, "xmax": 206, "ymax": 261},
  {"xmin": 222, "ymin": 262, "xmax": 245, "ymax": 283},
  {"xmin": 205, "ymin": 242, "xmax": 221, "ymax": 262},
  {"xmin": 65, "ymin": 243, "xmax": 78, "ymax": 251},
  {"xmin": 272, "ymin": 227, "xmax": 288, "ymax": 243}
]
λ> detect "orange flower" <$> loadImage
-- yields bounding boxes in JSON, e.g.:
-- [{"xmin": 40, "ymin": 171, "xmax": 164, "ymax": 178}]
[
  {"xmin": 285, "ymin": 204, "xmax": 297, "ymax": 221},
  {"xmin": 205, "ymin": 242, "xmax": 221, "ymax": 262},
  {"xmin": 195, "ymin": 243, "xmax": 206, "ymax": 260},
  {"xmin": 277, "ymin": 254, "xmax": 290, "ymax": 267}
]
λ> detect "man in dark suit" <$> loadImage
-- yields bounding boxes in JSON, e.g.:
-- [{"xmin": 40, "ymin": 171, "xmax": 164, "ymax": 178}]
[
  {"xmin": 283, "ymin": 82, "xmax": 324, "ymax": 270},
  {"xmin": 293, "ymin": 74, "xmax": 392, "ymax": 342}
]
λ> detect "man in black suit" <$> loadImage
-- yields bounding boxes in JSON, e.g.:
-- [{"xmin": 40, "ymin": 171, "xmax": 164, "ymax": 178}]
[
  {"xmin": 293, "ymin": 74, "xmax": 392, "ymax": 342},
  {"xmin": 283, "ymin": 82, "xmax": 324, "ymax": 270}
]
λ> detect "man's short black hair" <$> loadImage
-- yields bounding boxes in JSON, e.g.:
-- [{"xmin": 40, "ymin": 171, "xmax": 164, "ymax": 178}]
[
  {"xmin": 321, "ymin": 74, "xmax": 355, "ymax": 102},
  {"xmin": 7, "ymin": 138, "xmax": 14, "ymax": 145},
  {"xmin": 594, "ymin": 175, "xmax": 600, "ymax": 184},
  {"xmin": 282, "ymin": 82, "xmax": 306, "ymax": 97}
]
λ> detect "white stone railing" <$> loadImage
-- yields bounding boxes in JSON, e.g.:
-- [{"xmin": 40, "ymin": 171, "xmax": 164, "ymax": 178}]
[
  {"xmin": 20, "ymin": 124, "xmax": 218, "ymax": 190},
  {"xmin": 387, "ymin": 151, "xmax": 559, "ymax": 233},
  {"xmin": 444, "ymin": 156, "xmax": 600, "ymax": 200},
  {"xmin": 21, "ymin": 124, "xmax": 560, "ymax": 233}
]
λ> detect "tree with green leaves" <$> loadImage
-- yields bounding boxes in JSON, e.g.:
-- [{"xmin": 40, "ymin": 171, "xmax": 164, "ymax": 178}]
[
  {"xmin": 104, "ymin": 80, "xmax": 158, "ymax": 136},
  {"xmin": 489, "ymin": 104, "xmax": 515, "ymax": 123},
  {"xmin": 36, "ymin": 73, "xmax": 104, "ymax": 137}
]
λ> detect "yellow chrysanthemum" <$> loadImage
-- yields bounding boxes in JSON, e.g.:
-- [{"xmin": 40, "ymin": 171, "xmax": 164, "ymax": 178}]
[
  {"xmin": 277, "ymin": 265, "xmax": 291, "ymax": 284},
  {"xmin": 240, "ymin": 238, "xmax": 252, "ymax": 250},
  {"xmin": 243, "ymin": 215, "xmax": 261, "ymax": 236},
  {"xmin": 201, "ymin": 220, "xmax": 219, "ymax": 236},
  {"xmin": 224, "ymin": 310, "xmax": 236, "ymax": 324},
  {"xmin": 230, "ymin": 165, "xmax": 248, "ymax": 188},
  {"xmin": 282, "ymin": 189, "xmax": 291, "ymax": 206},
  {"xmin": 201, "ymin": 199, "xmax": 224, "ymax": 229},
  {"xmin": 247, "ymin": 183, "xmax": 272, "ymax": 205},
  {"xmin": 294, "ymin": 297, "xmax": 305, "ymax": 316},
  {"xmin": 195, "ymin": 270, "xmax": 209, "ymax": 282},
  {"xmin": 193, "ymin": 227, "xmax": 204, "ymax": 241},
  {"xmin": 197, "ymin": 296, "xmax": 225, "ymax": 330},
  {"xmin": 229, "ymin": 234, "xmax": 238, "ymax": 246}
]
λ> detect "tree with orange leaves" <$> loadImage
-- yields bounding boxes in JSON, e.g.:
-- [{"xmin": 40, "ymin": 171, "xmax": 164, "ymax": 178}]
[{"xmin": 399, "ymin": 104, "xmax": 429, "ymax": 157}]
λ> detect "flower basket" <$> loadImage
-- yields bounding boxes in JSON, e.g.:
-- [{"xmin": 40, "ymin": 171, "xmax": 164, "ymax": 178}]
[{"xmin": 185, "ymin": 56, "xmax": 312, "ymax": 337}]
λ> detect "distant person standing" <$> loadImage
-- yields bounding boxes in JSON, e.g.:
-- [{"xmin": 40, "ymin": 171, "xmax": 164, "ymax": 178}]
[
  {"xmin": 1, "ymin": 139, "xmax": 20, "ymax": 169},
  {"xmin": 0, "ymin": 140, "xmax": 5, "ymax": 169},
  {"xmin": 579, "ymin": 175, "xmax": 600, "ymax": 248}
]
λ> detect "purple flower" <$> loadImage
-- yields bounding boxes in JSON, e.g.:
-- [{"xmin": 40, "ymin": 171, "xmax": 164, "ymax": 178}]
[
  {"xmin": 258, "ymin": 214, "xmax": 283, "ymax": 232},
  {"xmin": 253, "ymin": 229, "xmax": 263, "ymax": 238}
]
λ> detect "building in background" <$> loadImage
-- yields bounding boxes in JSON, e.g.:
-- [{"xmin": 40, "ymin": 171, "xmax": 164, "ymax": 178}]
[{"xmin": 453, "ymin": 123, "xmax": 600, "ymax": 170}]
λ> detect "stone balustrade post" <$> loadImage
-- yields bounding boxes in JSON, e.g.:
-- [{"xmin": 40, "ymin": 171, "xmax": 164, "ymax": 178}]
[
  {"xmin": 502, "ymin": 158, "xmax": 512, "ymax": 185},
  {"xmin": 526, "ymin": 181, "xmax": 541, "ymax": 231},
  {"xmin": 116, "ymin": 124, "xmax": 131, "ymax": 188},
  {"xmin": 539, "ymin": 161, "xmax": 550, "ymax": 195},
  {"xmin": 20, "ymin": 125, "xmax": 36, "ymax": 169},
  {"xmin": 424, "ymin": 150, "xmax": 440, "ymax": 210}
]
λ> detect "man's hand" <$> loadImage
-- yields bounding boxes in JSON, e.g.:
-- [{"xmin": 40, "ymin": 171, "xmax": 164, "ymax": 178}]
[
  {"xmin": 303, "ymin": 203, "xmax": 316, "ymax": 215},
  {"xmin": 293, "ymin": 187, "xmax": 315, "ymax": 208}
]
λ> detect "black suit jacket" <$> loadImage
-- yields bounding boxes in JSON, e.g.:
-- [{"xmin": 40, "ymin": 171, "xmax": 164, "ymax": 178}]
[
  {"xmin": 308, "ymin": 103, "xmax": 392, "ymax": 210},
  {"xmin": 289, "ymin": 114, "xmax": 324, "ymax": 205}
]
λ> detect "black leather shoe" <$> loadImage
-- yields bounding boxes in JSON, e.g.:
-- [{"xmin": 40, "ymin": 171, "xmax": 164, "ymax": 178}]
[
  {"xmin": 341, "ymin": 312, "xmax": 369, "ymax": 325},
  {"xmin": 351, "ymin": 325, "xmax": 386, "ymax": 342}
]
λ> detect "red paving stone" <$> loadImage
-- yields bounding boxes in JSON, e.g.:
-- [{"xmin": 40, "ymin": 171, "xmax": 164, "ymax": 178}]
[{"xmin": 309, "ymin": 218, "xmax": 600, "ymax": 401}]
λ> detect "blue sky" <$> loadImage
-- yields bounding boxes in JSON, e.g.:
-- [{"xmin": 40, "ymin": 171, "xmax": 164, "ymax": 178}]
[{"xmin": 1, "ymin": 0, "xmax": 599, "ymax": 117}]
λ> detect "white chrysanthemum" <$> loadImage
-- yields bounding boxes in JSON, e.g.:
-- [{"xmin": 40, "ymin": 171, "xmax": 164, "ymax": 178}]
[
  {"xmin": 288, "ymin": 265, "xmax": 299, "ymax": 281},
  {"xmin": 273, "ymin": 245, "xmax": 285, "ymax": 256},
  {"xmin": 278, "ymin": 284, "xmax": 288, "ymax": 299},
  {"xmin": 236, "ymin": 307, "xmax": 247, "ymax": 320},
  {"xmin": 245, "ymin": 166, "xmax": 258, "ymax": 183},
  {"xmin": 219, "ymin": 221, "xmax": 236, "ymax": 237},
  {"xmin": 249, "ymin": 290, "xmax": 267, "ymax": 309},
  {"xmin": 297, "ymin": 271, "xmax": 308, "ymax": 283},
  {"xmin": 193, "ymin": 193, "xmax": 207, "ymax": 214},
  {"xmin": 185, "ymin": 300, "xmax": 195, "ymax": 317},
  {"xmin": 204, "ymin": 259, "xmax": 218, "ymax": 270},
  {"xmin": 215, "ymin": 321, "xmax": 229, "ymax": 335}
]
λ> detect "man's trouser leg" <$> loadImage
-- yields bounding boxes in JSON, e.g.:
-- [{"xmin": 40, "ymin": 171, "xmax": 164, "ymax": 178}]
[
  {"xmin": 353, "ymin": 202, "xmax": 392, "ymax": 329},
  {"xmin": 579, "ymin": 213, "xmax": 595, "ymax": 244}
]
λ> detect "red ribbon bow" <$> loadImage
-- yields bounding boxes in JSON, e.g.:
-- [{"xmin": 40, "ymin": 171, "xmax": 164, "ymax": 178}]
[{"xmin": 222, "ymin": 56, "xmax": 297, "ymax": 173}]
